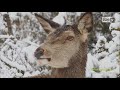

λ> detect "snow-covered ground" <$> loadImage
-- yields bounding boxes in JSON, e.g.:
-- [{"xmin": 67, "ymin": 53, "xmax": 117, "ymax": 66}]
[{"xmin": 0, "ymin": 12, "xmax": 120, "ymax": 78}]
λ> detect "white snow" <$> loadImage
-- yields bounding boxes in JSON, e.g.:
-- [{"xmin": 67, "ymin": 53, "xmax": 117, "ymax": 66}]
[
  {"xmin": 22, "ymin": 45, "xmax": 38, "ymax": 64},
  {"xmin": 86, "ymin": 53, "xmax": 99, "ymax": 78},
  {"xmin": 53, "ymin": 12, "xmax": 67, "ymax": 25},
  {"xmin": 109, "ymin": 22, "xmax": 120, "ymax": 31},
  {"xmin": 113, "ymin": 13, "xmax": 120, "ymax": 23},
  {"xmin": 0, "ymin": 35, "xmax": 14, "ymax": 39},
  {"xmin": 86, "ymin": 12, "xmax": 120, "ymax": 78},
  {"xmin": 76, "ymin": 12, "xmax": 82, "ymax": 17},
  {"xmin": 109, "ymin": 13, "xmax": 120, "ymax": 30},
  {"xmin": 0, "ymin": 52, "xmax": 26, "ymax": 71},
  {"xmin": 0, "ymin": 14, "xmax": 6, "ymax": 30},
  {"xmin": 0, "ymin": 12, "xmax": 51, "ymax": 78},
  {"xmin": 95, "ymin": 36, "xmax": 106, "ymax": 49}
]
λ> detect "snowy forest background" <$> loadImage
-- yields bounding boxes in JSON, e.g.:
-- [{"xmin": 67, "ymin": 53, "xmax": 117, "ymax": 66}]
[{"xmin": 0, "ymin": 12, "xmax": 120, "ymax": 78}]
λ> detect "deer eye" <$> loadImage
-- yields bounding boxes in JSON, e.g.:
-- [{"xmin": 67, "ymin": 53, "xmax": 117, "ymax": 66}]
[
  {"xmin": 51, "ymin": 38, "xmax": 60, "ymax": 44},
  {"xmin": 66, "ymin": 36, "xmax": 74, "ymax": 41}
]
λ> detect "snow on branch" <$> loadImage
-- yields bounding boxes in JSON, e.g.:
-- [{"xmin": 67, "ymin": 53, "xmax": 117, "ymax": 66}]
[
  {"xmin": 0, "ymin": 35, "xmax": 14, "ymax": 39},
  {"xmin": 22, "ymin": 39, "xmax": 40, "ymax": 47},
  {"xmin": 0, "ymin": 52, "xmax": 26, "ymax": 71}
]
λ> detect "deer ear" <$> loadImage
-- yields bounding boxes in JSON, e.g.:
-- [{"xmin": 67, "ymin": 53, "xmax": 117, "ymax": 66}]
[
  {"xmin": 77, "ymin": 12, "xmax": 93, "ymax": 34},
  {"xmin": 35, "ymin": 13, "xmax": 60, "ymax": 34}
]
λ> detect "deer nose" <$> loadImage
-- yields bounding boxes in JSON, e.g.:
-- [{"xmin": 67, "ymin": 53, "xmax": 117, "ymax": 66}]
[{"xmin": 34, "ymin": 47, "xmax": 44, "ymax": 59}]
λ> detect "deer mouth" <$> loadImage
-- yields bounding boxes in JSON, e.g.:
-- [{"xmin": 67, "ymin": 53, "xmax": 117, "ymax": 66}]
[
  {"xmin": 37, "ymin": 58, "xmax": 51, "ymax": 65},
  {"xmin": 39, "ymin": 58, "xmax": 51, "ymax": 62}
]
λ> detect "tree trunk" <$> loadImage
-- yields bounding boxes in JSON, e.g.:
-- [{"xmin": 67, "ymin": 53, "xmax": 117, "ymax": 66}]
[{"xmin": 3, "ymin": 14, "xmax": 13, "ymax": 35}]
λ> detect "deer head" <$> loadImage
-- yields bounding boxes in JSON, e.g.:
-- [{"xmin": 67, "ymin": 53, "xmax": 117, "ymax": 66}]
[{"xmin": 34, "ymin": 12, "xmax": 93, "ymax": 68}]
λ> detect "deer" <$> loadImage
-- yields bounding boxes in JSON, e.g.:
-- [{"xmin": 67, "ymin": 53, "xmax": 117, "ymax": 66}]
[{"xmin": 33, "ymin": 12, "xmax": 93, "ymax": 78}]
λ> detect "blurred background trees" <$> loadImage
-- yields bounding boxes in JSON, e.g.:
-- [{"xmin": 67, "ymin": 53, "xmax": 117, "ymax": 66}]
[{"xmin": 0, "ymin": 12, "xmax": 119, "ymax": 78}]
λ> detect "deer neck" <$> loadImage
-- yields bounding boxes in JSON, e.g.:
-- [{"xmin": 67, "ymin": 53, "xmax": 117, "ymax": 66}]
[{"xmin": 52, "ymin": 41, "xmax": 88, "ymax": 78}]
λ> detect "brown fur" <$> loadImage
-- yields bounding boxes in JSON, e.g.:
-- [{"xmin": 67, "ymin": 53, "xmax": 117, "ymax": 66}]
[{"xmin": 34, "ymin": 12, "xmax": 93, "ymax": 78}]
